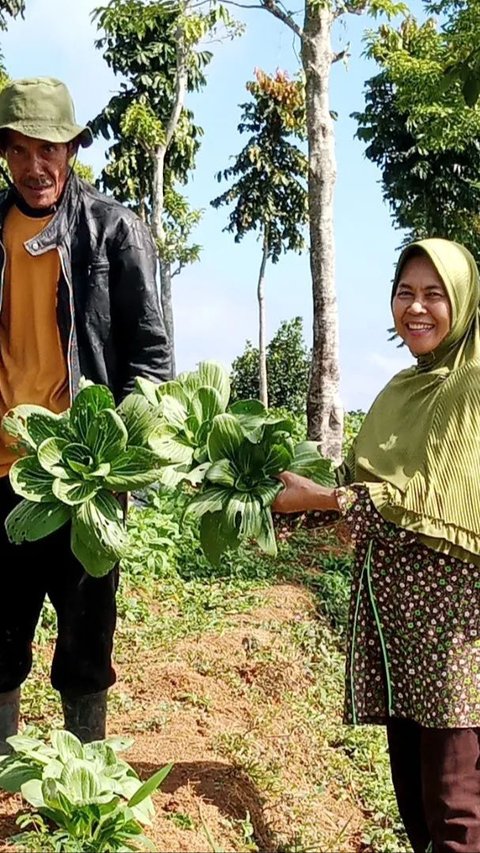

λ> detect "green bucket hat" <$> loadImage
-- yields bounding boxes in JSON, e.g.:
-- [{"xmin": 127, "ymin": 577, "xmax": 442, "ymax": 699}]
[{"xmin": 0, "ymin": 77, "xmax": 93, "ymax": 148}]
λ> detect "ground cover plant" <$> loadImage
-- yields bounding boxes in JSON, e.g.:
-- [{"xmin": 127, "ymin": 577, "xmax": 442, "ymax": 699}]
[{"xmin": 0, "ymin": 729, "xmax": 171, "ymax": 851}]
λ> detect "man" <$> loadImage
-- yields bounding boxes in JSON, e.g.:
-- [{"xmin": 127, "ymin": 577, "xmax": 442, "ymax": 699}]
[{"xmin": 0, "ymin": 77, "xmax": 171, "ymax": 749}]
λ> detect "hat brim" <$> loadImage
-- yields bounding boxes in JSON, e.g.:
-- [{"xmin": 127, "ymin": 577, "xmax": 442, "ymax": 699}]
[{"xmin": 0, "ymin": 121, "xmax": 93, "ymax": 148}]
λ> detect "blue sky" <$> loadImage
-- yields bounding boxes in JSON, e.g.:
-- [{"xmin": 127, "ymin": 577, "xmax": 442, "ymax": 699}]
[{"xmin": 1, "ymin": 0, "xmax": 427, "ymax": 410}]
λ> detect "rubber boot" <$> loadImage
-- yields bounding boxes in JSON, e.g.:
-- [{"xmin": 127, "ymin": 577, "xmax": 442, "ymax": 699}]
[
  {"xmin": 0, "ymin": 688, "xmax": 20, "ymax": 755},
  {"xmin": 61, "ymin": 689, "xmax": 107, "ymax": 743}
]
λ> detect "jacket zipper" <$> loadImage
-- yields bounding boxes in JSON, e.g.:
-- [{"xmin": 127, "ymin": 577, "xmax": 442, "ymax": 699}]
[{"xmin": 57, "ymin": 246, "xmax": 75, "ymax": 405}]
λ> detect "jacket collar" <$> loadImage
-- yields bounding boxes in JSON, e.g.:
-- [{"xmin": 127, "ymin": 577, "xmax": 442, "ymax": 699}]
[{"xmin": 0, "ymin": 172, "xmax": 80, "ymax": 252}]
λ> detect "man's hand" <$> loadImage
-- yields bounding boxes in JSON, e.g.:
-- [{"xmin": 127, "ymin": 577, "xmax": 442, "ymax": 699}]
[{"xmin": 272, "ymin": 471, "xmax": 339, "ymax": 514}]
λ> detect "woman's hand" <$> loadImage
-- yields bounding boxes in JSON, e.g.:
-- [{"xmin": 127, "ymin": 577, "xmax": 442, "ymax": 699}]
[{"xmin": 272, "ymin": 471, "xmax": 339, "ymax": 514}]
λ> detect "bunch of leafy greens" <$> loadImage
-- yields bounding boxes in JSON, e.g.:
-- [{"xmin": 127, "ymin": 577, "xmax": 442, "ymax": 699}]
[
  {"xmin": 3, "ymin": 362, "xmax": 334, "ymax": 571},
  {"xmin": 2, "ymin": 382, "xmax": 165, "ymax": 577},
  {"xmin": 183, "ymin": 399, "xmax": 335, "ymax": 563},
  {"xmin": 0, "ymin": 729, "xmax": 171, "ymax": 852},
  {"xmin": 135, "ymin": 361, "xmax": 231, "ymax": 486}
]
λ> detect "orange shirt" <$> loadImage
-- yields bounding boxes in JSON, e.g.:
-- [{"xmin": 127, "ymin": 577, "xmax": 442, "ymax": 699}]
[{"xmin": 0, "ymin": 206, "xmax": 70, "ymax": 476}]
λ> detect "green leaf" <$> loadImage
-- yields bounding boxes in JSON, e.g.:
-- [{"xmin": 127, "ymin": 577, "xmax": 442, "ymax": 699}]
[
  {"xmin": 197, "ymin": 361, "xmax": 230, "ymax": 409},
  {"xmin": 58, "ymin": 763, "xmax": 103, "ymax": 805},
  {"xmin": 183, "ymin": 487, "xmax": 232, "ymax": 520},
  {"xmin": 262, "ymin": 443, "xmax": 293, "ymax": 477},
  {"xmin": 157, "ymin": 395, "xmax": 188, "ymax": 430},
  {"xmin": 289, "ymin": 441, "xmax": 335, "ymax": 485},
  {"xmin": 5, "ymin": 500, "xmax": 70, "ymax": 544},
  {"xmin": 135, "ymin": 376, "xmax": 160, "ymax": 406},
  {"xmin": 157, "ymin": 464, "xmax": 190, "ymax": 488},
  {"xmin": 9, "ymin": 457, "xmax": 54, "ymax": 503},
  {"xmin": 463, "ymin": 72, "xmax": 480, "ymax": 108},
  {"xmin": 256, "ymin": 508, "xmax": 277, "ymax": 557},
  {"xmin": 116, "ymin": 394, "xmax": 157, "ymax": 447},
  {"xmin": 86, "ymin": 409, "xmax": 128, "ymax": 463},
  {"xmin": 148, "ymin": 426, "xmax": 194, "ymax": 465},
  {"xmin": 50, "ymin": 731, "xmax": 84, "ymax": 763},
  {"xmin": 199, "ymin": 510, "xmax": 240, "ymax": 565},
  {"xmin": 228, "ymin": 399, "xmax": 266, "ymax": 416},
  {"xmin": 256, "ymin": 481, "xmax": 283, "ymax": 508},
  {"xmin": 183, "ymin": 462, "xmax": 211, "ymax": 485},
  {"xmin": 2, "ymin": 404, "xmax": 55, "ymax": 449},
  {"xmin": 21, "ymin": 778, "xmax": 45, "ymax": 809},
  {"xmin": 191, "ymin": 387, "xmax": 224, "ymax": 430},
  {"xmin": 37, "ymin": 437, "xmax": 69, "ymax": 478},
  {"xmin": 0, "ymin": 757, "xmax": 41, "ymax": 793},
  {"xmin": 52, "ymin": 478, "xmax": 100, "ymax": 506},
  {"xmin": 229, "ymin": 493, "xmax": 262, "ymax": 539},
  {"xmin": 98, "ymin": 736, "xmax": 134, "ymax": 754},
  {"xmin": 75, "ymin": 492, "xmax": 127, "ymax": 561},
  {"xmin": 207, "ymin": 414, "xmax": 245, "ymax": 463},
  {"xmin": 62, "ymin": 444, "xmax": 100, "ymax": 477},
  {"xmin": 155, "ymin": 380, "xmax": 190, "ymax": 408},
  {"xmin": 127, "ymin": 763, "xmax": 173, "ymax": 808},
  {"xmin": 71, "ymin": 522, "xmax": 117, "ymax": 578},
  {"xmin": 26, "ymin": 411, "xmax": 71, "ymax": 447},
  {"xmin": 205, "ymin": 459, "xmax": 236, "ymax": 487},
  {"xmin": 104, "ymin": 447, "xmax": 162, "ymax": 490},
  {"xmin": 177, "ymin": 370, "xmax": 201, "ymax": 400},
  {"xmin": 71, "ymin": 385, "xmax": 115, "ymax": 444}
]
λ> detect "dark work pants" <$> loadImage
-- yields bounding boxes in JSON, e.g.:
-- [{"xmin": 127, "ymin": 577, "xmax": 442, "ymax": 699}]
[
  {"xmin": 0, "ymin": 476, "xmax": 118, "ymax": 697},
  {"xmin": 387, "ymin": 717, "xmax": 480, "ymax": 853}
]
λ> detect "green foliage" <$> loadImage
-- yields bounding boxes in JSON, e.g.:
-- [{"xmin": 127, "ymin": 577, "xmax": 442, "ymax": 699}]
[
  {"xmin": 134, "ymin": 362, "xmax": 332, "ymax": 564},
  {"xmin": 91, "ymin": 0, "xmax": 238, "ymax": 268},
  {"xmin": 211, "ymin": 69, "xmax": 308, "ymax": 263},
  {"xmin": 231, "ymin": 317, "xmax": 311, "ymax": 414},
  {"xmin": 2, "ymin": 381, "xmax": 166, "ymax": 576},
  {"xmin": 74, "ymin": 161, "xmax": 95, "ymax": 184},
  {"xmin": 185, "ymin": 404, "xmax": 334, "ymax": 563},
  {"xmin": 135, "ymin": 360, "xmax": 232, "ymax": 485},
  {"xmin": 343, "ymin": 409, "xmax": 365, "ymax": 454},
  {"xmin": 0, "ymin": 0, "xmax": 24, "ymax": 29},
  {"xmin": 355, "ymin": 9, "xmax": 480, "ymax": 251},
  {"xmin": 0, "ymin": 729, "xmax": 171, "ymax": 852}
]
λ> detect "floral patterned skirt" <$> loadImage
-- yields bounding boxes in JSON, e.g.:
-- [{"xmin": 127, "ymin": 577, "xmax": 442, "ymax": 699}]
[{"xmin": 342, "ymin": 488, "xmax": 480, "ymax": 728}]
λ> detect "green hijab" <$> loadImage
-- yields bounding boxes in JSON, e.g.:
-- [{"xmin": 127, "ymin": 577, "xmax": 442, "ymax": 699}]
[{"xmin": 350, "ymin": 237, "xmax": 480, "ymax": 565}]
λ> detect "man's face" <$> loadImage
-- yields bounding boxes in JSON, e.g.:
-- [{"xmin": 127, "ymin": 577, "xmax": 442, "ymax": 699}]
[{"xmin": 2, "ymin": 130, "xmax": 75, "ymax": 209}]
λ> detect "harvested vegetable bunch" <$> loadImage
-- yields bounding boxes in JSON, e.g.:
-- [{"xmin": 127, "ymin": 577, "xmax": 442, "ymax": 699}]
[
  {"xmin": 183, "ymin": 399, "xmax": 335, "ymax": 563},
  {"xmin": 2, "ymin": 381, "xmax": 165, "ymax": 576},
  {"xmin": 135, "ymin": 360, "xmax": 231, "ymax": 487}
]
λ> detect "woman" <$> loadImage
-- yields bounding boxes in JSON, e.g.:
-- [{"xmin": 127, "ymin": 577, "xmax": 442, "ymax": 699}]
[{"xmin": 273, "ymin": 238, "xmax": 480, "ymax": 853}]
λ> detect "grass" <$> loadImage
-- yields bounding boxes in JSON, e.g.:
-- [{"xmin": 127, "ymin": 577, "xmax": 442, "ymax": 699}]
[{"xmin": 15, "ymin": 488, "xmax": 406, "ymax": 852}]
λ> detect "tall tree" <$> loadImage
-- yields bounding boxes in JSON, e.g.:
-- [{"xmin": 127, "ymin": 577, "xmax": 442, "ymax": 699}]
[
  {"xmin": 227, "ymin": 0, "xmax": 405, "ymax": 462},
  {"xmin": 231, "ymin": 316, "xmax": 311, "ymax": 414},
  {"xmin": 212, "ymin": 69, "xmax": 308, "ymax": 407},
  {"xmin": 354, "ymin": 9, "xmax": 480, "ymax": 253},
  {"xmin": 92, "ymin": 0, "xmax": 239, "ymax": 373}
]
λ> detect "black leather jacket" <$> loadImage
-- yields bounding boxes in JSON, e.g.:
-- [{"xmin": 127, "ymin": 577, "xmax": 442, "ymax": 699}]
[{"xmin": 0, "ymin": 173, "xmax": 171, "ymax": 402}]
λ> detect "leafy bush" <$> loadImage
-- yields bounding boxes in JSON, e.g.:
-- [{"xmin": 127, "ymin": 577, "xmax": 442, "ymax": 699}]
[
  {"xmin": 343, "ymin": 409, "xmax": 365, "ymax": 454},
  {"xmin": 0, "ymin": 729, "xmax": 171, "ymax": 852},
  {"xmin": 231, "ymin": 317, "xmax": 310, "ymax": 414}
]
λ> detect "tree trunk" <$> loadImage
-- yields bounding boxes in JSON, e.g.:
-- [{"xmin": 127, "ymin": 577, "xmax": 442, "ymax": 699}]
[
  {"xmin": 150, "ymin": 0, "xmax": 190, "ymax": 378},
  {"xmin": 257, "ymin": 234, "xmax": 269, "ymax": 408},
  {"xmin": 302, "ymin": 1, "xmax": 344, "ymax": 465},
  {"xmin": 160, "ymin": 260, "xmax": 176, "ymax": 377}
]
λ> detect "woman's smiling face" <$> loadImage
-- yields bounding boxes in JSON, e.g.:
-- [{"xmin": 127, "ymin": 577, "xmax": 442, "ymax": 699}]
[{"xmin": 392, "ymin": 253, "xmax": 452, "ymax": 356}]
